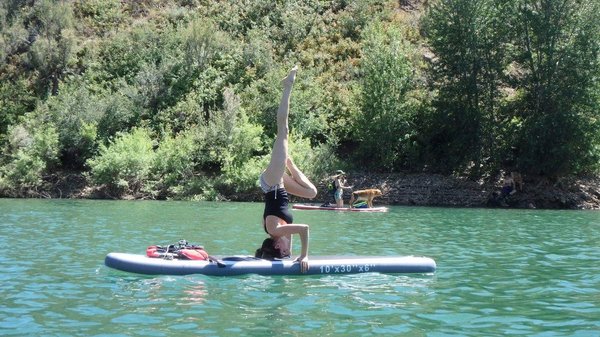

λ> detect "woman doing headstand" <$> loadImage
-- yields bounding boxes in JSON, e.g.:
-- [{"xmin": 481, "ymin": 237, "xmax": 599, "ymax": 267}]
[{"xmin": 259, "ymin": 66, "xmax": 317, "ymax": 273}]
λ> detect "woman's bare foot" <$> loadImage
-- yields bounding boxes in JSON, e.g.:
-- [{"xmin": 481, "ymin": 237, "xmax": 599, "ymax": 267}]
[{"xmin": 282, "ymin": 65, "xmax": 298, "ymax": 88}]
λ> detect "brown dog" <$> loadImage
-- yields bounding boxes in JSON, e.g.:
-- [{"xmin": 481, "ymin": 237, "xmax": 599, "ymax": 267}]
[{"xmin": 349, "ymin": 189, "xmax": 383, "ymax": 208}]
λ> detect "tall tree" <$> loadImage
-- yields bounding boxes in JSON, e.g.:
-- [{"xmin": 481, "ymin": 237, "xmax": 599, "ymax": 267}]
[
  {"xmin": 423, "ymin": 0, "xmax": 511, "ymax": 175},
  {"xmin": 355, "ymin": 23, "xmax": 420, "ymax": 171},
  {"xmin": 512, "ymin": 0, "xmax": 600, "ymax": 175}
]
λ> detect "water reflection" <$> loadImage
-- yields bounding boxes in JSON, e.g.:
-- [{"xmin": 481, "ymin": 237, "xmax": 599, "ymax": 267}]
[{"xmin": 182, "ymin": 280, "xmax": 207, "ymax": 304}]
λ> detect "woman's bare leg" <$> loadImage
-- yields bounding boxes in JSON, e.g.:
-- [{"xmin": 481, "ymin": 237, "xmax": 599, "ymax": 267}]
[
  {"xmin": 261, "ymin": 66, "xmax": 298, "ymax": 187},
  {"xmin": 283, "ymin": 157, "xmax": 317, "ymax": 198}
]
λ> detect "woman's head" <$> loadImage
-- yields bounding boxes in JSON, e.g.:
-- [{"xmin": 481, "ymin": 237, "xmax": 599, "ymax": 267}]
[
  {"xmin": 257, "ymin": 236, "xmax": 290, "ymax": 259},
  {"xmin": 273, "ymin": 236, "xmax": 291, "ymax": 257}
]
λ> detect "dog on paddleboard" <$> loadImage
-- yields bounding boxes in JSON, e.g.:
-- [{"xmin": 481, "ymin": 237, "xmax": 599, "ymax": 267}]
[{"xmin": 349, "ymin": 189, "xmax": 382, "ymax": 208}]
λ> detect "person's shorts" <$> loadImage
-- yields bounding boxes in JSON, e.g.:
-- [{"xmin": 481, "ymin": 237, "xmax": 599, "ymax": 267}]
[{"xmin": 334, "ymin": 190, "xmax": 343, "ymax": 200}]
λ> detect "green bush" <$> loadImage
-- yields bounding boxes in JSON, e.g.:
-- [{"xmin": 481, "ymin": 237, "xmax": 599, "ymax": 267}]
[
  {"xmin": 151, "ymin": 129, "xmax": 197, "ymax": 197},
  {"xmin": 0, "ymin": 7, "xmax": 29, "ymax": 60},
  {"xmin": 0, "ymin": 114, "xmax": 60, "ymax": 195},
  {"xmin": 95, "ymin": 85, "xmax": 138, "ymax": 140},
  {"xmin": 241, "ymin": 28, "xmax": 275, "ymax": 80},
  {"xmin": 288, "ymin": 133, "xmax": 339, "ymax": 179},
  {"xmin": 96, "ymin": 22, "xmax": 165, "ymax": 85},
  {"xmin": 181, "ymin": 18, "xmax": 233, "ymax": 70},
  {"xmin": 73, "ymin": 0, "xmax": 126, "ymax": 37},
  {"xmin": 41, "ymin": 82, "xmax": 103, "ymax": 168},
  {"xmin": 87, "ymin": 128, "xmax": 155, "ymax": 195},
  {"xmin": 219, "ymin": 93, "xmax": 265, "ymax": 193},
  {"xmin": 0, "ymin": 78, "xmax": 36, "ymax": 144},
  {"xmin": 198, "ymin": 88, "xmax": 262, "ymax": 193}
]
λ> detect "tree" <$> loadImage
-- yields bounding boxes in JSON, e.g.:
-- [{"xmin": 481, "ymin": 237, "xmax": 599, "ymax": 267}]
[
  {"xmin": 511, "ymin": 0, "xmax": 600, "ymax": 175},
  {"xmin": 353, "ymin": 22, "xmax": 420, "ymax": 171},
  {"xmin": 423, "ymin": 0, "xmax": 511, "ymax": 175},
  {"xmin": 27, "ymin": 0, "xmax": 76, "ymax": 96}
]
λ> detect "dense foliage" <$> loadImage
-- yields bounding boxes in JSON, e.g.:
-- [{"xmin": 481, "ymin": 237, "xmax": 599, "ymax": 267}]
[
  {"xmin": 0, "ymin": 0, "xmax": 599, "ymax": 199},
  {"xmin": 423, "ymin": 0, "xmax": 600, "ymax": 176}
]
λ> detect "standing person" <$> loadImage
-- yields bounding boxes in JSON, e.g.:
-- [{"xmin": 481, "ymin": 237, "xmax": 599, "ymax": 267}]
[
  {"xmin": 499, "ymin": 173, "xmax": 517, "ymax": 206},
  {"xmin": 333, "ymin": 170, "xmax": 352, "ymax": 208},
  {"xmin": 259, "ymin": 66, "xmax": 317, "ymax": 273},
  {"xmin": 321, "ymin": 170, "xmax": 351, "ymax": 207},
  {"xmin": 501, "ymin": 174, "xmax": 516, "ymax": 197}
]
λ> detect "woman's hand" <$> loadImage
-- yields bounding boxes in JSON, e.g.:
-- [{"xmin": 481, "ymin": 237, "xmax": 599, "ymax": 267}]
[{"xmin": 296, "ymin": 256, "xmax": 309, "ymax": 273}]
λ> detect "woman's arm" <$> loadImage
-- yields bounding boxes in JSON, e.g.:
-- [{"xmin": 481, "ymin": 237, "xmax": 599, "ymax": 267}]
[{"xmin": 265, "ymin": 218, "xmax": 310, "ymax": 273}]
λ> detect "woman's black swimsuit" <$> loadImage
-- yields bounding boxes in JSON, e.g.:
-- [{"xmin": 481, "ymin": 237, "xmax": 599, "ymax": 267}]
[{"xmin": 263, "ymin": 187, "xmax": 293, "ymax": 234}]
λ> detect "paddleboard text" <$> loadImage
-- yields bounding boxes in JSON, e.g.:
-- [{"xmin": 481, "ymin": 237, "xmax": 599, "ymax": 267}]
[{"xmin": 319, "ymin": 264, "xmax": 376, "ymax": 274}]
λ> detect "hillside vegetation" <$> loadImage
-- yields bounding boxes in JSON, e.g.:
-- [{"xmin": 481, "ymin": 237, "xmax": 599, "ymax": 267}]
[{"xmin": 1, "ymin": 0, "xmax": 599, "ymax": 200}]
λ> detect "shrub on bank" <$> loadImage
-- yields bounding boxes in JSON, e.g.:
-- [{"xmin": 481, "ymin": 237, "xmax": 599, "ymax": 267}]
[
  {"xmin": 0, "ymin": 115, "xmax": 60, "ymax": 196},
  {"xmin": 87, "ymin": 127, "xmax": 155, "ymax": 195}
]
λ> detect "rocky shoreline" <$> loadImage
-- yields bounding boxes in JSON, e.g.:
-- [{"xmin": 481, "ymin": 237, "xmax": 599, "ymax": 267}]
[
  {"xmin": 12, "ymin": 171, "xmax": 599, "ymax": 210},
  {"xmin": 329, "ymin": 173, "xmax": 600, "ymax": 210}
]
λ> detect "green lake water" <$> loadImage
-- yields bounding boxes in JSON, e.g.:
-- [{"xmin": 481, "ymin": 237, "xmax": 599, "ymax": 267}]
[{"xmin": 0, "ymin": 199, "xmax": 598, "ymax": 336}]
